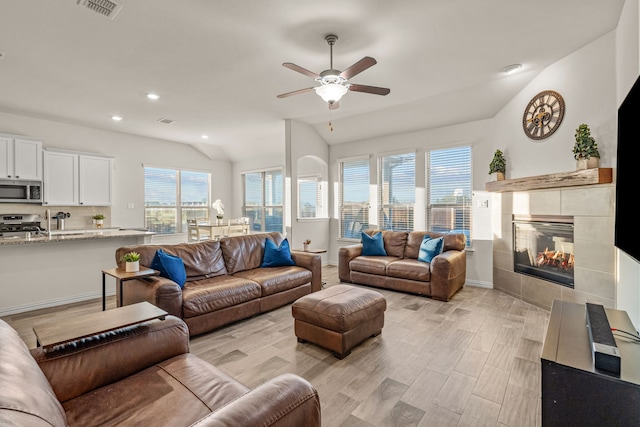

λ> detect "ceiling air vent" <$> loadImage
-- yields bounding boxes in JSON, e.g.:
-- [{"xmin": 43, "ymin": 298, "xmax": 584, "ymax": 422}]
[
  {"xmin": 77, "ymin": 0, "xmax": 123, "ymax": 20},
  {"xmin": 157, "ymin": 118, "xmax": 175, "ymax": 125}
]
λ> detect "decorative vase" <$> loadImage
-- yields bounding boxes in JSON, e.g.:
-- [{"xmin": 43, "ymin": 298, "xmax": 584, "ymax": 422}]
[
  {"xmin": 576, "ymin": 158, "xmax": 588, "ymax": 170},
  {"xmin": 494, "ymin": 172, "xmax": 505, "ymax": 181},
  {"xmin": 216, "ymin": 216, "xmax": 223, "ymax": 226},
  {"xmin": 95, "ymin": 219, "xmax": 104, "ymax": 229},
  {"xmin": 303, "ymin": 243, "xmax": 309, "ymax": 252},
  {"xmin": 125, "ymin": 261, "xmax": 139, "ymax": 273},
  {"xmin": 587, "ymin": 157, "xmax": 599, "ymax": 169}
]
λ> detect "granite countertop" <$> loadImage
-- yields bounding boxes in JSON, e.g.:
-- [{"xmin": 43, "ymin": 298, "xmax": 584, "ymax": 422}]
[{"xmin": 0, "ymin": 229, "xmax": 155, "ymax": 246}]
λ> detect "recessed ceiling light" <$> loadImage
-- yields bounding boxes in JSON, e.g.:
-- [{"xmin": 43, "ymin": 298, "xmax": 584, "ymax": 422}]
[
  {"xmin": 201, "ymin": 135, "xmax": 209, "ymax": 139},
  {"xmin": 147, "ymin": 93, "xmax": 159, "ymax": 100},
  {"xmin": 503, "ymin": 64, "xmax": 522, "ymax": 74},
  {"xmin": 111, "ymin": 115, "xmax": 122, "ymax": 121}
]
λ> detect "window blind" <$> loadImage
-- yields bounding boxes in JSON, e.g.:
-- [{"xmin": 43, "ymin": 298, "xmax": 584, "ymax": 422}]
[
  {"xmin": 379, "ymin": 152, "xmax": 415, "ymax": 232},
  {"xmin": 339, "ymin": 158, "xmax": 370, "ymax": 238},
  {"xmin": 427, "ymin": 146, "xmax": 472, "ymax": 246}
]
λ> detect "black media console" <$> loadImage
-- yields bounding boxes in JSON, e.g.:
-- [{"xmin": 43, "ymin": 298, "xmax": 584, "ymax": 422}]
[{"xmin": 541, "ymin": 300, "xmax": 640, "ymax": 426}]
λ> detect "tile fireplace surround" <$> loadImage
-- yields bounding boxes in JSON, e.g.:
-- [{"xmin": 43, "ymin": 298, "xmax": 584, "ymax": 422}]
[{"xmin": 492, "ymin": 182, "xmax": 615, "ymax": 311}]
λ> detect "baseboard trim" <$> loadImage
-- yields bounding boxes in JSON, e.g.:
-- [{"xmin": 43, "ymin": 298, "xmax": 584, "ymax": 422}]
[
  {"xmin": 464, "ymin": 279, "xmax": 493, "ymax": 289},
  {"xmin": 0, "ymin": 291, "xmax": 114, "ymax": 317}
]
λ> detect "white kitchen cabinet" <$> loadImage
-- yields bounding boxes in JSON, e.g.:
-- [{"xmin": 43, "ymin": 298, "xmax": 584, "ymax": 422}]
[
  {"xmin": 79, "ymin": 154, "xmax": 112, "ymax": 206},
  {"xmin": 0, "ymin": 134, "xmax": 43, "ymax": 180},
  {"xmin": 43, "ymin": 149, "xmax": 112, "ymax": 206}
]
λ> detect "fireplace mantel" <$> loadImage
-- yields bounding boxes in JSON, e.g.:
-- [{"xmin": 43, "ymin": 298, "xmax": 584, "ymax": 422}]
[{"xmin": 485, "ymin": 168, "xmax": 613, "ymax": 192}]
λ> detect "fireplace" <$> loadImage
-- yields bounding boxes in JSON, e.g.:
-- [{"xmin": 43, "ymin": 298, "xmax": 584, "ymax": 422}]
[{"xmin": 513, "ymin": 215, "xmax": 575, "ymax": 288}]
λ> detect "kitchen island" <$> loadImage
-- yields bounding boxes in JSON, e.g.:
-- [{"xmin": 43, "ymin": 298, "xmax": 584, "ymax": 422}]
[{"xmin": 0, "ymin": 229, "xmax": 154, "ymax": 316}]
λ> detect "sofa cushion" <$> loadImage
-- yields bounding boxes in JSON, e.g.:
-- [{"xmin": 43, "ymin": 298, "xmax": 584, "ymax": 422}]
[
  {"xmin": 221, "ymin": 232, "xmax": 283, "ymax": 274},
  {"xmin": 405, "ymin": 231, "xmax": 466, "ymax": 259},
  {"xmin": 0, "ymin": 320, "xmax": 67, "ymax": 427},
  {"xmin": 116, "ymin": 240, "xmax": 228, "ymax": 281},
  {"xmin": 350, "ymin": 256, "xmax": 401, "ymax": 276},
  {"xmin": 63, "ymin": 354, "xmax": 249, "ymax": 427},
  {"xmin": 418, "ymin": 236, "xmax": 444, "ymax": 263},
  {"xmin": 152, "ymin": 249, "xmax": 187, "ymax": 287},
  {"xmin": 261, "ymin": 238, "xmax": 295, "ymax": 267},
  {"xmin": 364, "ymin": 230, "xmax": 408, "ymax": 258},
  {"xmin": 234, "ymin": 266, "xmax": 312, "ymax": 296},
  {"xmin": 181, "ymin": 276, "xmax": 262, "ymax": 318},
  {"xmin": 386, "ymin": 259, "xmax": 431, "ymax": 282},
  {"xmin": 361, "ymin": 231, "xmax": 387, "ymax": 256}
]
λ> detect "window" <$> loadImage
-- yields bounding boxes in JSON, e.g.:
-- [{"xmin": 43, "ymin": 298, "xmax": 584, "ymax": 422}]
[
  {"xmin": 338, "ymin": 158, "xmax": 370, "ymax": 239},
  {"xmin": 427, "ymin": 146, "xmax": 472, "ymax": 246},
  {"xmin": 144, "ymin": 166, "xmax": 210, "ymax": 234},
  {"xmin": 242, "ymin": 169, "xmax": 283, "ymax": 233},
  {"xmin": 379, "ymin": 152, "xmax": 415, "ymax": 231},
  {"xmin": 298, "ymin": 176, "xmax": 320, "ymax": 218}
]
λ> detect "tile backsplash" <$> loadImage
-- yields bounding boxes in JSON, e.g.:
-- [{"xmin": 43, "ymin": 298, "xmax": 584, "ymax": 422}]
[{"xmin": 0, "ymin": 204, "xmax": 111, "ymax": 230}]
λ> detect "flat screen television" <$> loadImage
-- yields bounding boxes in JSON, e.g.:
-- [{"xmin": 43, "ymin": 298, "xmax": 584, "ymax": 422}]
[{"xmin": 614, "ymin": 74, "xmax": 640, "ymax": 263}]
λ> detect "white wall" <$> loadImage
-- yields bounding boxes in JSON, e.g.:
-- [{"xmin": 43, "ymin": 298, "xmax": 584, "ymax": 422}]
[
  {"xmin": 0, "ymin": 111, "xmax": 232, "ymax": 229},
  {"xmin": 287, "ymin": 120, "xmax": 330, "ymax": 260}
]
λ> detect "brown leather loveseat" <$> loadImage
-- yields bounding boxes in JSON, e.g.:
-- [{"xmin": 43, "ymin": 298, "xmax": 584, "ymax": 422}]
[
  {"xmin": 338, "ymin": 230, "xmax": 467, "ymax": 301},
  {"xmin": 0, "ymin": 315, "xmax": 321, "ymax": 426},
  {"xmin": 115, "ymin": 232, "xmax": 322, "ymax": 336}
]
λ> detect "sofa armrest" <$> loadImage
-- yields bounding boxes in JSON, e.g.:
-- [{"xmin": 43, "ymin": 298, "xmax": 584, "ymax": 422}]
[
  {"xmin": 190, "ymin": 373, "xmax": 321, "ymax": 427},
  {"xmin": 123, "ymin": 276, "xmax": 183, "ymax": 317},
  {"xmin": 31, "ymin": 315, "xmax": 189, "ymax": 403},
  {"xmin": 290, "ymin": 252, "xmax": 322, "ymax": 292},
  {"xmin": 430, "ymin": 250, "xmax": 467, "ymax": 301},
  {"xmin": 338, "ymin": 244, "xmax": 362, "ymax": 282}
]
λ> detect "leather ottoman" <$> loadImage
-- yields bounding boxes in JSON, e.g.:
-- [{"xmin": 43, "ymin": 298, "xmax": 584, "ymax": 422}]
[{"xmin": 291, "ymin": 284, "xmax": 386, "ymax": 359}]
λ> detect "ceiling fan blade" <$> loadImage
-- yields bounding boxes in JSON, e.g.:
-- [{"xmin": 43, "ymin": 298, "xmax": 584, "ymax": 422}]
[
  {"xmin": 328, "ymin": 101, "xmax": 340, "ymax": 110},
  {"xmin": 276, "ymin": 87, "xmax": 316, "ymax": 98},
  {"xmin": 340, "ymin": 57, "xmax": 377, "ymax": 80},
  {"xmin": 348, "ymin": 83, "xmax": 390, "ymax": 96},
  {"xmin": 282, "ymin": 63, "xmax": 320, "ymax": 79}
]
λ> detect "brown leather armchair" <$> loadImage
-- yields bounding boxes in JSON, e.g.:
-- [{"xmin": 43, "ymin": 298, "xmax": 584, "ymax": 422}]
[{"xmin": 0, "ymin": 316, "xmax": 321, "ymax": 426}]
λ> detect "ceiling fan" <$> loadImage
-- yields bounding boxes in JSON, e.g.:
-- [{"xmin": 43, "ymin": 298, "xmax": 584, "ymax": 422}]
[{"xmin": 277, "ymin": 34, "xmax": 390, "ymax": 110}]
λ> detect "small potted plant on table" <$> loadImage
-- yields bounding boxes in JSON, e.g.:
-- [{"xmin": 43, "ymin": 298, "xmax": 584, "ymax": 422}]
[
  {"xmin": 573, "ymin": 123, "xmax": 600, "ymax": 170},
  {"xmin": 120, "ymin": 251, "xmax": 141, "ymax": 273},
  {"xmin": 92, "ymin": 214, "xmax": 105, "ymax": 229},
  {"xmin": 212, "ymin": 199, "xmax": 225, "ymax": 225},
  {"xmin": 489, "ymin": 149, "xmax": 506, "ymax": 181},
  {"xmin": 303, "ymin": 239, "xmax": 311, "ymax": 252}
]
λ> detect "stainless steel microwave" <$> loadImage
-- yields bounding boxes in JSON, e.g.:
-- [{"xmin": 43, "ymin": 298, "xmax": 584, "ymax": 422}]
[{"xmin": 0, "ymin": 180, "xmax": 42, "ymax": 203}]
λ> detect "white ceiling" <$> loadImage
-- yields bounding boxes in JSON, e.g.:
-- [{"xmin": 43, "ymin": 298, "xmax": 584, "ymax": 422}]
[{"xmin": 0, "ymin": 0, "xmax": 625, "ymax": 162}]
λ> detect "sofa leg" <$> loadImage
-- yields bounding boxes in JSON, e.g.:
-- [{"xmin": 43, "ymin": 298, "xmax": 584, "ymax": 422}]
[
  {"xmin": 371, "ymin": 330, "xmax": 381, "ymax": 337},
  {"xmin": 297, "ymin": 337, "xmax": 307, "ymax": 343},
  {"xmin": 333, "ymin": 350, "xmax": 351, "ymax": 359}
]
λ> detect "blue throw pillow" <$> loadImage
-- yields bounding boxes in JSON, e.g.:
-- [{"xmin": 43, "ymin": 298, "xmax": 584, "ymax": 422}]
[
  {"xmin": 418, "ymin": 236, "xmax": 444, "ymax": 263},
  {"xmin": 151, "ymin": 249, "xmax": 187, "ymax": 288},
  {"xmin": 361, "ymin": 231, "xmax": 387, "ymax": 256},
  {"xmin": 261, "ymin": 238, "xmax": 296, "ymax": 267}
]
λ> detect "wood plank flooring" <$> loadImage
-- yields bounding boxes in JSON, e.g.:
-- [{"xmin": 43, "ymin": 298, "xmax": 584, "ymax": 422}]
[{"xmin": 2, "ymin": 265, "xmax": 550, "ymax": 427}]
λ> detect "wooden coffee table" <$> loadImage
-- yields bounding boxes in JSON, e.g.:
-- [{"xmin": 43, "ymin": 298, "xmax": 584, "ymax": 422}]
[{"xmin": 33, "ymin": 302, "xmax": 167, "ymax": 352}]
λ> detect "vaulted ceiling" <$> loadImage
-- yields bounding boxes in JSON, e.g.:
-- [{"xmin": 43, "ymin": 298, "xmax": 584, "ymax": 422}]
[{"xmin": 0, "ymin": 1, "xmax": 625, "ymax": 161}]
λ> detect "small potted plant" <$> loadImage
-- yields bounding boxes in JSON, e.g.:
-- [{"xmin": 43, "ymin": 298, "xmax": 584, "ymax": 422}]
[
  {"xmin": 92, "ymin": 214, "xmax": 105, "ymax": 229},
  {"xmin": 489, "ymin": 149, "xmax": 506, "ymax": 181},
  {"xmin": 212, "ymin": 199, "xmax": 225, "ymax": 225},
  {"xmin": 120, "ymin": 251, "xmax": 141, "ymax": 273},
  {"xmin": 303, "ymin": 239, "xmax": 311, "ymax": 252},
  {"xmin": 573, "ymin": 123, "xmax": 600, "ymax": 170}
]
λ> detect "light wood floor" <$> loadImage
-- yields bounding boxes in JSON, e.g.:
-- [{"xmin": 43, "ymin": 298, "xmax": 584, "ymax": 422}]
[{"xmin": 3, "ymin": 265, "xmax": 550, "ymax": 427}]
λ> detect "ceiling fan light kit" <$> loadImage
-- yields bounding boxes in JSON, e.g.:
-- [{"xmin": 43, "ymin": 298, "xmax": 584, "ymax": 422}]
[{"xmin": 277, "ymin": 34, "xmax": 390, "ymax": 109}]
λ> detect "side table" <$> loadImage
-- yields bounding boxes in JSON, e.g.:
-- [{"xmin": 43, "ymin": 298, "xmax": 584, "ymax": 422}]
[
  {"xmin": 292, "ymin": 248, "xmax": 327, "ymax": 288},
  {"xmin": 102, "ymin": 267, "xmax": 159, "ymax": 310}
]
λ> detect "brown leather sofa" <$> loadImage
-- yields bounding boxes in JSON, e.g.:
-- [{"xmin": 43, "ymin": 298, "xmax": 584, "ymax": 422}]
[
  {"xmin": 338, "ymin": 230, "xmax": 467, "ymax": 301},
  {"xmin": 115, "ymin": 232, "xmax": 322, "ymax": 336},
  {"xmin": 0, "ymin": 316, "xmax": 321, "ymax": 426}
]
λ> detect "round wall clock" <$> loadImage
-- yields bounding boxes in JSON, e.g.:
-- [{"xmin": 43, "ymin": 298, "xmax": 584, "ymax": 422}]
[{"xmin": 522, "ymin": 90, "xmax": 565, "ymax": 140}]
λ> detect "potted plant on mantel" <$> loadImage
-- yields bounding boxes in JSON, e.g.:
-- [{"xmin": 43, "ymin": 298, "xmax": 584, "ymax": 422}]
[
  {"xmin": 92, "ymin": 214, "xmax": 105, "ymax": 229},
  {"xmin": 120, "ymin": 251, "xmax": 141, "ymax": 273},
  {"xmin": 489, "ymin": 149, "xmax": 506, "ymax": 181},
  {"xmin": 573, "ymin": 123, "xmax": 600, "ymax": 170}
]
